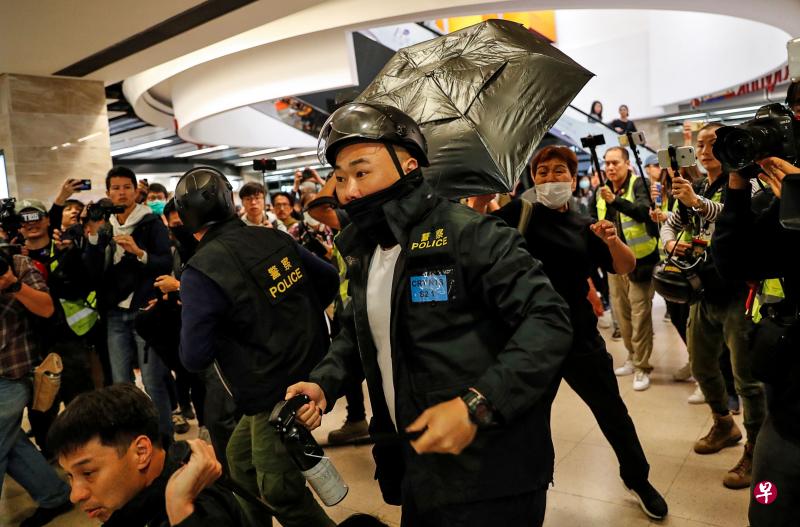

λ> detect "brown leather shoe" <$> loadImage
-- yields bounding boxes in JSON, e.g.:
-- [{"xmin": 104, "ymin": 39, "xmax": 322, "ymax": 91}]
[
  {"xmin": 723, "ymin": 442, "xmax": 754, "ymax": 489},
  {"xmin": 694, "ymin": 413, "xmax": 742, "ymax": 454}
]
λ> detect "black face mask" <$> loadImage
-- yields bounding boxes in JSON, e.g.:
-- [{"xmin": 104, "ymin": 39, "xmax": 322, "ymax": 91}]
[
  {"xmin": 342, "ymin": 169, "xmax": 423, "ymax": 248},
  {"xmin": 170, "ymin": 225, "xmax": 198, "ymax": 261}
]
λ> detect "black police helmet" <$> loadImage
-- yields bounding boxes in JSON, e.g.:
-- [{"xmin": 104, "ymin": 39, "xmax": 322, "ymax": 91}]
[
  {"xmin": 174, "ymin": 167, "xmax": 235, "ymax": 232},
  {"xmin": 318, "ymin": 102, "xmax": 429, "ymax": 167}
]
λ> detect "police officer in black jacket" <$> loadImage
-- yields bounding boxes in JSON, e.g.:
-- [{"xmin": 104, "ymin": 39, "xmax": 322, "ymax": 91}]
[
  {"xmin": 174, "ymin": 168, "xmax": 339, "ymax": 527},
  {"xmin": 286, "ymin": 103, "xmax": 573, "ymax": 526}
]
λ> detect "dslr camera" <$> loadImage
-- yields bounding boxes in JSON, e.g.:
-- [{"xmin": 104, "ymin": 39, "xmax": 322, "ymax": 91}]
[
  {"xmin": 0, "ymin": 198, "xmax": 21, "ymax": 242},
  {"xmin": 86, "ymin": 200, "xmax": 126, "ymax": 222},
  {"xmin": 713, "ymin": 103, "xmax": 799, "ymax": 172},
  {"xmin": 713, "ymin": 102, "xmax": 800, "ymax": 230}
]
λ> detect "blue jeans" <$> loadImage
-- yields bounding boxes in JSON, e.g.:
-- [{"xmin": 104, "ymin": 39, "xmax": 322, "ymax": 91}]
[
  {"xmin": 107, "ymin": 308, "xmax": 174, "ymax": 439},
  {"xmin": 0, "ymin": 377, "xmax": 70, "ymax": 507}
]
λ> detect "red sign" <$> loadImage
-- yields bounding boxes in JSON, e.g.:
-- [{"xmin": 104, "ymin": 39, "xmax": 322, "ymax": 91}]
[
  {"xmin": 754, "ymin": 480, "xmax": 778, "ymax": 505},
  {"xmin": 691, "ymin": 65, "xmax": 789, "ymax": 108}
]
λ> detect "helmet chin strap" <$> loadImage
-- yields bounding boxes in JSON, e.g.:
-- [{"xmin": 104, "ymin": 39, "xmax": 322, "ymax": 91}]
[{"xmin": 385, "ymin": 144, "xmax": 406, "ymax": 178}]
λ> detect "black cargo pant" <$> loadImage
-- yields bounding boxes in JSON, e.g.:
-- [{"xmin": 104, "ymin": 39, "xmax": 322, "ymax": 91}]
[{"xmin": 547, "ymin": 339, "xmax": 650, "ymax": 487}]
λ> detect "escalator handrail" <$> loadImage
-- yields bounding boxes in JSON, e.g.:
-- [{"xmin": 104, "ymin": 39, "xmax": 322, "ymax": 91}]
[{"xmin": 566, "ymin": 104, "xmax": 657, "ymax": 154}]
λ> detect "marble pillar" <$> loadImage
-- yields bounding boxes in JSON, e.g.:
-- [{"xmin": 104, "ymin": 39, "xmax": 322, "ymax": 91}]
[{"xmin": 0, "ymin": 73, "xmax": 111, "ymax": 202}]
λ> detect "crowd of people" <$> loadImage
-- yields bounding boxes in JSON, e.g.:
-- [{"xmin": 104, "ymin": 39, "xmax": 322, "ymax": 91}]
[{"xmin": 1, "ymin": 84, "xmax": 799, "ymax": 527}]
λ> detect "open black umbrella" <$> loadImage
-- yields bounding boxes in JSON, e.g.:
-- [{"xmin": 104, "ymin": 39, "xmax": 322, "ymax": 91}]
[{"xmin": 356, "ymin": 19, "xmax": 594, "ymax": 199}]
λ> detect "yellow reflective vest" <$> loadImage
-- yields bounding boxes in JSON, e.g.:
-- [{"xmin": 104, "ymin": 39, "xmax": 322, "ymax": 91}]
[
  {"xmin": 752, "ymin": 278, "xmax": 785, "ymax": 324},
  {"xmin": 49, "ymin": 241, "xmax": 99, "ymax": 336},
  {"xmin": 597, "ymin": 175, "xmax": 658, "ymax": 259}
]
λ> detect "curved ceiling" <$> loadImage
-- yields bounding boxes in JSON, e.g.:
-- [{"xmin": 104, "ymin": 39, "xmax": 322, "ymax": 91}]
[{"xmin": 118, "ymin": 0, "xmax": 799, "ymax": 150}]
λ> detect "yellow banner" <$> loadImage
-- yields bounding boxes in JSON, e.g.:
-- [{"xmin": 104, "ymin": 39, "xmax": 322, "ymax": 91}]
[{"xmin": 435, "ymin": 11, "xmax": 556, "ymax": 42}]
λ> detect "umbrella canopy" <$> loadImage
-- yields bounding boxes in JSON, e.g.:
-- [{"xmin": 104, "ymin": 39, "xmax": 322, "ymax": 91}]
[{"xmin": 356, "ymin": 19, "xmax": 594, "ymax": 199}]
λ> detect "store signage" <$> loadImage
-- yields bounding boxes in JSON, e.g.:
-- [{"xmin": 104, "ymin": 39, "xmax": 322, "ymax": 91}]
[{"xmin": 691, "ymin": 64, "xmax": 790, "ymax": 108}]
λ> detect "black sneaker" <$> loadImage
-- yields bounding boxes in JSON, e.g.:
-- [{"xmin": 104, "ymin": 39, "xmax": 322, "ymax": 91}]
[
  {"xmin": 624, "ymin": 480, "xmax": 668, "ymax": 520},
  {"xmin": 612, "ymin": 328, "xmax": 622, "ymax": 341},
  {"xmin": 20, "ymin": 501, "xmax": 73, "ymax": 527}
]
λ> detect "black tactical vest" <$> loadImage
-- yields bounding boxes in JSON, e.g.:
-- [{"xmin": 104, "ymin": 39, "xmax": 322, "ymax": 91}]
[{"xmin": 187, "ymin": 220, "xmax": 329, "ymax": 415}]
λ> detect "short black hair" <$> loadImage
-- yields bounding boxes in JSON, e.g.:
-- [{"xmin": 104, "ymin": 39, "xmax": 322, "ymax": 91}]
[
  {"xmin": 163, "ymin": 197, "xmax": 177, "ymax": 218},
  {"xmin": 147, "ymin": 182, "xmax": 168, "ymax": 197},
  {"xmin": 604, "ymin": 146, "xmax": 630, "ymax": 161},
  {"xmin": 239, "ymin": 182, "xmax": 266, "ymax": 200},
  {"xmin": 271, "ymin": 191, "xmax": 295, "ymax": 206},
  {"xmin": 48, "ymin": 384, "xmax": 161, "ymax": 458},
  {"xmin": 106, "ymin": 166, "xmax": 137, "ymax": 190},
  {"xmin": 64, "ymin": 199, "xmax": 84, "ymax": 212}
]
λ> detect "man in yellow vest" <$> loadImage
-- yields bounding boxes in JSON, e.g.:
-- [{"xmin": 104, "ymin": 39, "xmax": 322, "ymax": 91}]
[
  {"xmin": 597, "ymin": 147, "xmax": 659, "ymax": 391},
  {"xmin": 15, "ymin": 199, "xmax": 98, "ymax": 459}
]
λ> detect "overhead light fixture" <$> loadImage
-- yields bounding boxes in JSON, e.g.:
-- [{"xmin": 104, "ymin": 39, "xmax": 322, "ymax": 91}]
[
  {"xmin": 711, "ymin": 105, "xmax": 764, "ymax": 116},
  {"xmin": 111, "ymin": 139, "xmax": 173, "ymax": 157},
  {"xmin": 174, "ymin": 144, "xmax": 230, "ymax": 158},
  {"xmin": 657, "ymin": 112, "xmax": 707, "ymax": 122},
  {"xmin": 273, "ymin": 150, "xmax": 317, "ymax": 161},
  {"xmin": 78, "ymin": 132, "xmax": 103, "ymax": 143},
  {"xmin": 239, "ymin": 147, "xmax": 291, "ymax": 158},
  {"xmin": 61, "ymin": 142, "xmax": 71, "ymax": 148}
]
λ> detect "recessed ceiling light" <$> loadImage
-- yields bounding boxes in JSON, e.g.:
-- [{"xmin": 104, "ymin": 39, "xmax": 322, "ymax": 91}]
[
  {"xmin": 174, "ymin": 145, "xmax": 230, "ymax": 158},
  {"xmin": 111, "ymin": 139, "xmax": 173, "ymax": 157}
]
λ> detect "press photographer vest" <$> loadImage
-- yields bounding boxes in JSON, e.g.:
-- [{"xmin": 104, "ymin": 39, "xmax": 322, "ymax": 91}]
[
  {"xmin": 49, "ymin": 241, "xmax": 98, "ymax": 336},
  {"xmin": 187, "ymin": 221, "xmax": 329, "ymax": 415},
  {"xmin": 596, "ymin": 175, "xmax": 658, "ymax": 259},
  {"xmin": 752, "ymin": 279, "xmax": 786, "ymax": 324}
]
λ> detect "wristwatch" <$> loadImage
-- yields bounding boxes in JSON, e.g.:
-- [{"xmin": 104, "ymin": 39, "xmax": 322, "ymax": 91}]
[
  {"xmin": 691, "ymin": 196, "xmax": 708, "ymax": 213},
  {"xmin": 461, "ymin": 388, "xmax": 494, "ymax": 427}
]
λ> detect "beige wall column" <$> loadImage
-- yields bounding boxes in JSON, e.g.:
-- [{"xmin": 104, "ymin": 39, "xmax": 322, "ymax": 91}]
[{"xmin": 0, "ymin": 73, "xmax": 111, "ymax": 201}]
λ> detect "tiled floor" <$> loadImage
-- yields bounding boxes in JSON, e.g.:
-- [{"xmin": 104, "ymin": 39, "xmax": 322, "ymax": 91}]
[{"xmin": 2, "ymin": 296, "xmax": 754, "ymax": 526}]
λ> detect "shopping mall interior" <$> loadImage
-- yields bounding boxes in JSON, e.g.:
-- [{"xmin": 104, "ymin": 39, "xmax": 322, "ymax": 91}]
[{"xmin": 1, "ymin": 1, "xmax": 800, "ymax": 526}]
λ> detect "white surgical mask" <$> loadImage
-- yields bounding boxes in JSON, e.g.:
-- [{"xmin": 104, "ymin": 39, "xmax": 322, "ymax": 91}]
[{"xmin": 535, "ymin": 182, "xmax": 573, "ymax": 209}]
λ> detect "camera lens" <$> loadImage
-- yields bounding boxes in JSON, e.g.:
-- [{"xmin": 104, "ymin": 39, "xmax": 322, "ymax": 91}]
[{"xmin": 715, "ymin": 127, "xmax": 756, "ymax": 171}]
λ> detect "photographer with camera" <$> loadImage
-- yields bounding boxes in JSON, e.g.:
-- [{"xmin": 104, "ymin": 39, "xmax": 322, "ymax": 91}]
[
  {"xmin": 84, "ymin": 166, "xmax": 175, "ymax": 442},
  {"xmin": 712, "ymin": 152, "xmax": 800, "ymax": 525},
  {"xmin": 175, "ymin": 167, "xmax": 339, "ymax": 527},
  {"xmin": 0, "ymin": 249, "xmax": 74, "ymax": 526},
  {"xmin": 48, "ymin": 383, "xmax": 246, "ymax": 526},
  {"xmin": 49, "ymin": 178, "xmax": 89, "ymax": 238},
  {"xmin": 660, "ymin": 123, "xmax": 766, "ymax": 489},
  {"xmin": 12, "ymin": 198, "xmax": 98, "ymax": 459},
  {"xmin": 596, "ymin": 146, "xmax": 659, "ymax": 391}
]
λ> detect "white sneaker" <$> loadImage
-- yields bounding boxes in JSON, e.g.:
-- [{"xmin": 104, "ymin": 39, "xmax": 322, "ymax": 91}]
[
  {"xmin": 688, "ymin": 384, "xmax": 706, "ymax": 404},
  {"xmin": 598, "ymin": 311, "xmax": 612, "ymax": 329},
  {"xmin": 633, "ymin": 370, "xmax": 651, "ymax": 391},
  {"xmin": 615, "ymin": 360, "xmax": 635, "ymax": 376}
]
